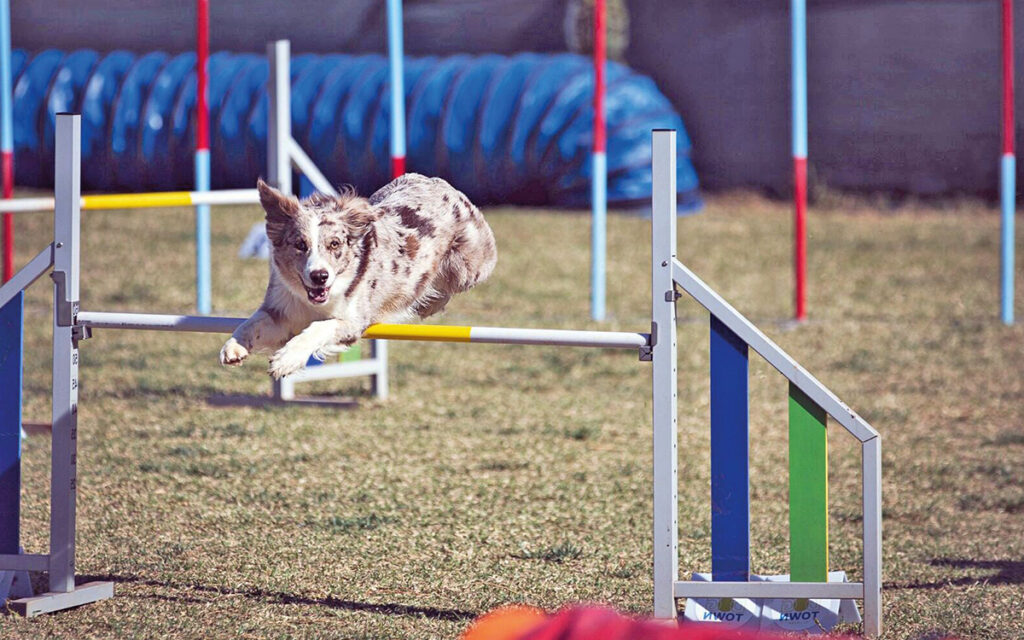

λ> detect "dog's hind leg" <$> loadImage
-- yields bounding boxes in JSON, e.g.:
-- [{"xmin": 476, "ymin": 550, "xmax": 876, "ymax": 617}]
[{"xmin": 412, "ymin": 292, "xmax": 452, "ymax": 319}]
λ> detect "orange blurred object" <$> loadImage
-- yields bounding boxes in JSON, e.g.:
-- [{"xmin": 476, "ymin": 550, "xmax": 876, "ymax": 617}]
[
  {"xmin": 460, "ymin": 605, "xmax": 548, "ymax": 640},
  {"xmin": 461, "ymin": 605, "xmax": 867, "ymax": 640}
]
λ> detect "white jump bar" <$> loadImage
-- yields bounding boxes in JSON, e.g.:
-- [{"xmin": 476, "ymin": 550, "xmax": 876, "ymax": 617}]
[
  {"xmin": 468, "ymin": 326, "xmax": 648, "ymax": 349},
  {"xmin": 76, "ymin": 312, "xmax": 650, "ymax": 350},
  {"xmin": 0, "ymin": 189, "xmax": 259, "ymax": 213},
  {"xmin": 674, "ymin": 580, "xmax": 865, "ymax": 600},
  {"xmin": 79, "ymin": 312, "xmax": 242, "ymax": 333}
]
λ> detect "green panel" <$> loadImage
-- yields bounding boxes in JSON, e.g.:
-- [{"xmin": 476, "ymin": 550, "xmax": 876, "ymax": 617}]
[
  {"xmin": 789, "ymin": 383, "xmax": 828, "ymax": 582},
  {"xmin": 341, "ymin": 342, "xmax": 363, "ymax": 362}
]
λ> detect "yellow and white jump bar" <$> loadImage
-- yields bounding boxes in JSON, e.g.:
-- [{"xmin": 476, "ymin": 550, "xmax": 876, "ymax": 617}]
[
  {"xmin": 76, "ymin": 312, "xmax": 650, "ymax": 350},
  {"xmin": 0, "ymin": 189, "xmax": 259, "ymax": 213}
]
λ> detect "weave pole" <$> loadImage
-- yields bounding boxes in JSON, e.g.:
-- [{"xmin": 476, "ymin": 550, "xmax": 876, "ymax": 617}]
[
  {"xmin": 0, "ymin": 0, "xmax": 13, "ymax": 283},
  {"xmin": 194, "ymin": 0, "xmax": 211, "ymax": 314},
  {"xmin": 1002, "ymin": 0, "xmax": 1015, "ymax": 325},
  {"xmin": 591, "ymin": 0, "xmax": 607, "ymax": 321},
  {"xmin": 386, "ymin": 0, "xmax": 406, "ymax": 179},
  {"xmin": 792, "ymin": 0, "xmax": 808, "ymax": 322}
]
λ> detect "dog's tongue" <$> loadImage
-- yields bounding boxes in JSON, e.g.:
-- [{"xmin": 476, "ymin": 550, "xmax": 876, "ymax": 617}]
[{"xmin": 307, "ymin": 287, "xmax": 328, "ymax": 304}]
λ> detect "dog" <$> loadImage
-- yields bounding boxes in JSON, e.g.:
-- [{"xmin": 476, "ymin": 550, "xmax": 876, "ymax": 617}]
[{"xmin": 220, "ymin": 174, "xmax": 498, "ymax": 379}]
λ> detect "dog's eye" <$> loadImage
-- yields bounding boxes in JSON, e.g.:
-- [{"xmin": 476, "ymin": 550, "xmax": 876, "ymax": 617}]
[
  {"xmin": 295, "ymin": 240, "xmax": 308, "ymax": 252},
  {"xmin": 328, "ymin": 238, "xmax": 340, "ymax": 251}
]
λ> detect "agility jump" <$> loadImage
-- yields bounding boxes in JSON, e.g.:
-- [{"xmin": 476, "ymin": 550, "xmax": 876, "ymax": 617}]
[{"xmin": 0, "ymin": 119, "xmax": 882, "ymax": 635}]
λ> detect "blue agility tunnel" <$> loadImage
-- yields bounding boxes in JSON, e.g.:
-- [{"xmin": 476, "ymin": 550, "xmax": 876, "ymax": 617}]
[{"xmin": 11, "ymin": 49, "xmax": 700, "ymax": 209}]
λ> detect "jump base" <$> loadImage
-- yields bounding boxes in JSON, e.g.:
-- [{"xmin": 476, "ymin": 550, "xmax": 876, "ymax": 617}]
[{"xmin": 9, "ymin": 581, "xmax": 114, "ymax": 617}]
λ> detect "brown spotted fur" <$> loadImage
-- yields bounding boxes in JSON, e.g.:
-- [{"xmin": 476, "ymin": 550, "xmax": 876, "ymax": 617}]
[{"xmin": 220, "ymin": 174, "xmax": 497, "ymax": 378}]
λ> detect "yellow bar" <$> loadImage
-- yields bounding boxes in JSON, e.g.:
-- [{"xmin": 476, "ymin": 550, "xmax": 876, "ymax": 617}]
[
  {"xmin": 82, "ymin": 191, "xmax": 194, "ymax": 209},
  {"xmin": 362, "ymin": 323, "xmax": 472, "ymax": 342}
]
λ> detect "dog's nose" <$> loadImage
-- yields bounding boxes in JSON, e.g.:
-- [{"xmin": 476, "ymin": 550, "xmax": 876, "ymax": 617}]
[{"xmin": 310, "ymin": 269, "xmax": 329, "ymax": 286}]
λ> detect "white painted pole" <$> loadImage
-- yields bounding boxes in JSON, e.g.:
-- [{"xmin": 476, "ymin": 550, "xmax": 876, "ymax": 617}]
[
  {"xmin": 0, "ymin": 189, "xmax": 260, "ymax": 214},
  {"xmin": 862, "ymin": 437, "xmax": 883, "ymax": 637},
  {"xmin": 75, "ymin": 311, "xmax": 649, "ymax": 349},
  {"xmin": 267, "ymin": 40, "xmax": 292, "ymax": 197},
  {"xmin": 651, "ymin": 129, "xmax": 679, "ymax": 619},
  {"xmin": 268, "ymin": 40, "xmax": 294, "ymax": 400},
  {"xmin": 50, "ymin": 114, "xmax": 81, "ymax": 594}
]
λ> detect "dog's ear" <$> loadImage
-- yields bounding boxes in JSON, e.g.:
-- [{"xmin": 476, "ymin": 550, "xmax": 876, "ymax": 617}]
[
  {"xmin": 257, "ymin": 178, "xmax": 299, "ymax": 223},
  {"xmin": 338, "ymin": 192, "xmax": 381, "ymax": 239}
]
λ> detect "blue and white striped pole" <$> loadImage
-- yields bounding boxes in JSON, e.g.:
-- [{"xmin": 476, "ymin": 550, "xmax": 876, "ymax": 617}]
[
  {"xmin": 195, "ymin": 0, "xmax": 211, "ymax": 315},
  {"xmin": 386, "ymin": 0, "xmax": 406, "ymax": 179},
  {"xmin": 194, "ymin": 150, "xmax": 210, "ymax": 314},
  {"xmin": 1002, "ymin": 0, "xmax": 1015, "ymax": 325}
]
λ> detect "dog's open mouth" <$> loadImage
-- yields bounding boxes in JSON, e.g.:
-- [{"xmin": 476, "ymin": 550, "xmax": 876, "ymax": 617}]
[{"xmin": 305, "ymin": 286, "xmax": 329, "ymax": 304}]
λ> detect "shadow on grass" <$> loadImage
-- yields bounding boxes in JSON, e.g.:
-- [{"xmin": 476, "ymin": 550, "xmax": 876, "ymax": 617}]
[
  {"xmin": 78, "ymin": 573, "xmax": 478, "ymax": 622},
  {"xmin": 207, "ymin": 394, "xmax": 359, "ymax": 409},
  {"xmin": 884, "ymin": 558, "xmax": 1024, "ymax": 590}
]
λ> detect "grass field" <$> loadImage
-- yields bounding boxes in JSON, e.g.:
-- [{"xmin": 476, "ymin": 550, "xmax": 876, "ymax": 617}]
[{"xmin": 2, "ymin": 193, "xmax": 1022, "ymax": 639}]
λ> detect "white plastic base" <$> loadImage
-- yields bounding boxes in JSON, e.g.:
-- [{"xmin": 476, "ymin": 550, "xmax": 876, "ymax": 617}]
[
  {"xmin": 682, "ymin": 571, "xmax": 860, "ymax": 634},
  {"xmin": 9, "ymin": 580, "xmax": 114, "ymax": 617}
]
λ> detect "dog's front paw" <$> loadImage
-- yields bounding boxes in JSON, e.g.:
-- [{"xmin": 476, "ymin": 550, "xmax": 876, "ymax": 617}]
[
  {"xmin": 219, "ymin": 338, "xmax": 249, "ymax": 366},
  {"xmin": 268, "ymin": 346, "xmax": 311, "ymax": 379}
]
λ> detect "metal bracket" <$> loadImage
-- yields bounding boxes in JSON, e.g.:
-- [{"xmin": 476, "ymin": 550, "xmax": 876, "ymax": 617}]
[
  {"xmin": 50, "ymin": 271, "xmax": 78, "ymax": 327},
  {"xmin": 71, "ymin": 325, "xmax": 92, "ymax": 343},
  {"xmin": 665, "ymin": 289, "xmax": 682, "ymax": 302},
  {"xmin": 640, "ymin": 322, "xmax": 657, "ymax": 361}
]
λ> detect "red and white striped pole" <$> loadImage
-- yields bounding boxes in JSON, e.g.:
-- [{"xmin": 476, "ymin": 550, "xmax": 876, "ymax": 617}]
[
  {"xmin": 0, "ymin": 0, "xmax": 13, "ymax": 282},
  {"xmin": 194, "ymin": 0, "xmax": 211, "ymax": 313},
  {"xmin": 590, "ymin": 0, "xmax": 607, "ymax": 321},
  {"xmin": 792, "ymin": 0, "xmax": 808, "ymax": 322},
  {"xmin": 387, "ymin": 0, "xmax": 406, "ymax": 178}
]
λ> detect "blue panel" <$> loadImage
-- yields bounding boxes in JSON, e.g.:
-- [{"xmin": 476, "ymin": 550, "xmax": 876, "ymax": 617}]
[
  {"xmin": 0, "ymin": 292, "xmax": 23, "ymax": 555},
  {"xmin": 710, "ymin": 315, "xmax": 750, "ymax": 582}
]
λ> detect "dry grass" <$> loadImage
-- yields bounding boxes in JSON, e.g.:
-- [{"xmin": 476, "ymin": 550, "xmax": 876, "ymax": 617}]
[{"xmin": 1, "ymin": 192, "xmax": 1022, "ymax": 639}]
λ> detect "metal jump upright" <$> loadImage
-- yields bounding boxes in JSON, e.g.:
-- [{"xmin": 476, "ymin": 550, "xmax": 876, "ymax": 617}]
[{"xmin": 651, "ymin": 129, "xmax": 881, "ymax": 636}]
